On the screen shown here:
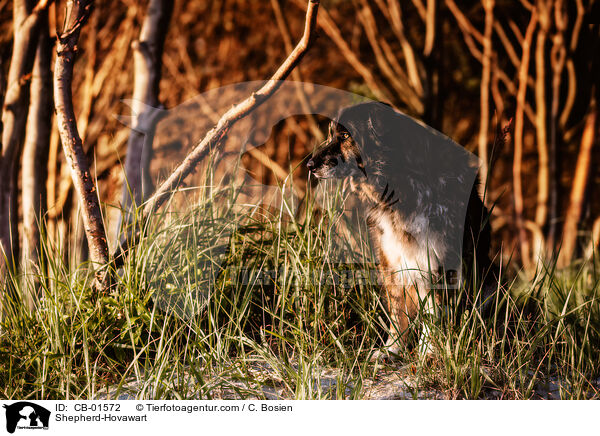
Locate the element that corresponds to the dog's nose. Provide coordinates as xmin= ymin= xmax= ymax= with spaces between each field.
xmin=306 ymin=159 xmax=315 ymax=171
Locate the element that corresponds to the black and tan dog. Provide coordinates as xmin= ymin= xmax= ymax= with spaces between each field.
xmin=307 ymin=102 xmax=498 ymax=356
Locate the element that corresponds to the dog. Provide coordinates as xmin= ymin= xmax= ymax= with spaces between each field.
xmin=307 ymin=102 xmax=498 ymax=357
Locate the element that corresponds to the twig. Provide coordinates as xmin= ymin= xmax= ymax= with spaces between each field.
xmin=384 ymin=0 xmax=423 ymax=96
xmin=445 ymin=0 xmax=484 ymax=62
xmin=409 ymin=0 xmax=427 ymax=21
xmin=492 ymin=21 xmax=518 ymax=67
xmin=558 ymin=0 xmax=584 ymax=128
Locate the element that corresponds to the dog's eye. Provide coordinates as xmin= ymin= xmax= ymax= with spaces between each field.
xmin=341 ymin=132 xmax=350 ymax=140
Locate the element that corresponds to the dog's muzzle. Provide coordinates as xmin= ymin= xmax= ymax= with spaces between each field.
xmin=306 ymin=156 xmax=339 ymax=179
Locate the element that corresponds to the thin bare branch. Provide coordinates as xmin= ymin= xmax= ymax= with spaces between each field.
xmin=271 ymin=0 xmax=323 ymax=141
xmin=445 ymin=0 xmax=484 ymax=61
xmin=445 ymin=0 xmax=484 ymax=44
xmin=379 ymin=0 xmax=424 ymax=96
xmin=518 ymin=0 xmax=534 ymax=11
xmin=558 ymin=101 xmax=596 ymax=267
xmin=558 ymin=0 xmax=584 ymax=129
xmin=357 ymin=1 xmax=423 ymax=113
xmin=493 ymin=21 xmax=520 ymax=69
xmin=513 ymin=7 xmax=538 ymax=269
xmin=570 ymin=0 xmax=584 ymax=51
xmin=559 ymin=59 xmax=577 ymax=128
xmin=478 ymin=0 xmax=494 ymax=188
xmin=534 ymin=0 xmax=551 ymax=230
xmin=508 ymin=19 xmax=524 ymax=45
xmin=446 ymin=0 xmax=539 ymax=125
xmin=291 ymin=0 xmax=391 ymax=103
xmin=493 ymin=22 xmax=535 ymax=90
xmin=148 ymin=0 xmax=319 ymax=213
xmin=423 ymin=0 xmax=436 ymax=57
xmin=409 ymin=0 xmax=427 ymax=21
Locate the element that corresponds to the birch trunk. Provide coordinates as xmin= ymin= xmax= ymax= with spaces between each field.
xmin=21 ymin=9 xmax=53 ymax=306
xmin=0 ymin=0 xmax=41 ymax=284
xmin=119 ymin=0 xmax=173 ymax=232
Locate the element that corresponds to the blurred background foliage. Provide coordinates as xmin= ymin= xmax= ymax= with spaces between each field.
xmin=0 ymin=0 xmax=598 ymax=270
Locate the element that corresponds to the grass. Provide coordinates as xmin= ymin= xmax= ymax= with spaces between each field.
xmin=1 ymin=164 xmax=599 ymax=400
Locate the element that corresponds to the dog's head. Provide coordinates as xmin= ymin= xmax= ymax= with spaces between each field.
xmin=306 ymin=118 xmax=366 ymax=179
xmin=307 ymin=102 xmax=402 ymax=182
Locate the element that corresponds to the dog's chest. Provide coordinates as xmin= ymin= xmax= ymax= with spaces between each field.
xmin=370 ymin=209 xmax=446 ymax=286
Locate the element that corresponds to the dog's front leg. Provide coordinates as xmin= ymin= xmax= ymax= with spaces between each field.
xmin=380 ymin=272 xmax=421 ymax=359
xmin=417 ymin=298 xmax=436 ymax=357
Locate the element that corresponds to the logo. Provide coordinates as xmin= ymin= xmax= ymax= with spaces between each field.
xmin=3 ymin=402 xmax=50 ymax=434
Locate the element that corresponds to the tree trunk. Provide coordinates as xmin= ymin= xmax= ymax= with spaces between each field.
xmin=534 ymin=0 xmax=550 ymax=234
xmin=21 ymin=9 xmax=53 ymax=308
xmin=547 ymin=0 xmax=567 ymax=250
xmin=54 ymin=0 xmax=109 ymax=291
xmin=119 ymin=0 xmax=173 ymax=233
xmin=0 ymin=0 xmax=41 ymax=284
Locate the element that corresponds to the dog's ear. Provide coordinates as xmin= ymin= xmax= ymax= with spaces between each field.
xmin=336 ymin=102 xmax=398 ymax=151
xmin=366 ymin=103 xmax=396 ymax=141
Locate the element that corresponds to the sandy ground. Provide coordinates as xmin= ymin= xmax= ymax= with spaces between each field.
xmin=97 ymin=362 xmax=593 ymax=400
